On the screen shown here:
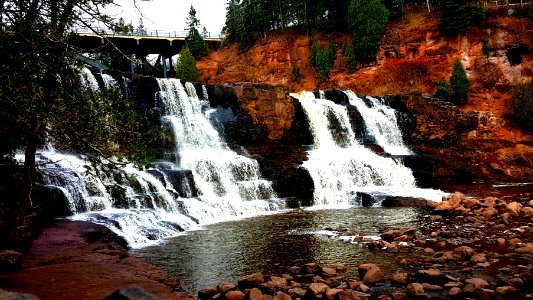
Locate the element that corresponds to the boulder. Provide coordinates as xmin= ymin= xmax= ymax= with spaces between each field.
xmin=303 ymin=263 xmax=322 ymax=275
xmin=415 ymin=269 xmax=442 ymax=284
xmin=238 ymin=273 xmax=265 ymax=290
xmin=357 ymin=264 xmax=384 ymax=284
xmin=503 ymin=202 xmax=522 ymax=216
xmin=0 ymin=289 xmax=39 ymax=300
xmin=245 ymin=288 xmax=263 ymax=300
xmin=0 ymin=250 xmax=22 ymax=273
xmin=274 ymin=291 xmax=291 ymax=300
xmin=224 ymin=290 xmax=245 ymax=300
xmin=268 ymin=276 xmax=288 ymax=290
xmin=514 ymin=246 xmax=533 ymax=254
xmin=321 ymin=267 xmax=337 ymax=277
xmin=448 ymin=287 xmax=461 ymax=296
xmin=218 ymin=282 xmax=237 ymax=294
xmin=304 ymin=283 xmax=329 ymax=300
xmin=391 ymin=272 xmax=409 ymax=285
xmin=334 ymin=290 xmax=368 ymax=300
xmin=453 ymin=246 xmax=475 ymax=260
xmin=381 ymin=197 xmax=426 ymax=207
xmin=325 ymin=288 xmax=343 ymax=300
xmin=199 ymin=287 xmax=219 ymax=299
xmin=406 ymin=283 xmax=425 ymax=296
xmin=104 ymin=287 xmax=158 ymax=300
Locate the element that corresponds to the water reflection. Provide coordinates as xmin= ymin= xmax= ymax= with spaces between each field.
xmin=133 ymin=207 xmax=419 ymax=293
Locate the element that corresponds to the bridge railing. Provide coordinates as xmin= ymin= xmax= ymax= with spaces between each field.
xmin=71 ymin=26 xmax=225 ymax=39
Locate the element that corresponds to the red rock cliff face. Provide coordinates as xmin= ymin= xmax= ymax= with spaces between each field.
xmin=198 ymin=7 xmax=533 ymax=182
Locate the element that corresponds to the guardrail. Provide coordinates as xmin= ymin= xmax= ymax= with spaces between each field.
xmin=72 ymin=26 xmax=225 ymax=39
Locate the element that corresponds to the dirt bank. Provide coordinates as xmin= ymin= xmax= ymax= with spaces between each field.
xmin=0 ymin=220 xmax=193 ymax=300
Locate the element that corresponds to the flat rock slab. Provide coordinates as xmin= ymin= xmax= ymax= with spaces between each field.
xmin=0 ymin=220 xmax=192 ymax=300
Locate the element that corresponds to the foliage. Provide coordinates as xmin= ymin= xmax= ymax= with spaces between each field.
xmin=438 ymin=0 xmax=485 ymax=36
xmin=482 ymin=39 xmax=493 ymax=59
xmin=185 ymin=5 xmax=208 ymax=59
xmin=215 ymin=64 xmax=224 ymax=77
xmin=175 ymin=47 xmax=199 ymax=82
xmin=290 ymin=66 xmax=303 ymax=84
xmin=114 ymin=17 xmax=134 ymax=35
xmin=371 ymin=58 xmax=431 ymax=94
xmin=450 ymin=59 xmax=471 ymax=105
xmin=435 ymin=79 xmax=451 ymax=101
xmin=136 ymin=18 xmax=147 ymax=35
xmin=509 ymin=80 xmax=533 ymax=131
xmin=346 ymin=0 xmax=389 ymax=66
xmin=310 ymin=42 xmax=336 ymax=83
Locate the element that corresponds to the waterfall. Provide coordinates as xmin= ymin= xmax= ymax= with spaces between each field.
xmin=344 ymin=91 xmax=411 ymax=156
xmin=292 ymin=91 xmax=444 ymax=206
xmin=155 ymin=79 xmax=283 ymax=224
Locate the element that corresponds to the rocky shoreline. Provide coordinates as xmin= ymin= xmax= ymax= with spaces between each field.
xmin=196 ymin=192 xmax=533 ymax=300
xmin=0 ymin=220 xmax=193 ymax=300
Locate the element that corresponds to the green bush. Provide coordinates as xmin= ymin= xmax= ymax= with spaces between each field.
xmin=290 ymin=66 xmax=303 ymax=84
xmin=450 ymin=59 xmax=470 ymax=105
xmin=439 ymin=0 xmax=485 ymax=36
xmin=175 ymin=47 xmax=199 ymax=83
xmin=510 ymin=80 xmax=533 ymax=131
xmin=435 ymin=79 xmax=451 ymax=101
xmin=310 ymin=42 xmax=336 ymax=83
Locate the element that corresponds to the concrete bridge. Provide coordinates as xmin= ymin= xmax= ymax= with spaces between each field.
xmin=70 ymin=27 xmax=224 ymax=77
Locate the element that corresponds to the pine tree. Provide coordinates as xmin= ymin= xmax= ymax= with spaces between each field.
xmin=346 ymin=0 xmax=389 ymax=65
xmin=438 ymin=0 xmax=485 ymax=36
xmin=450 ymin=59 xmax=470 ymax=105
xmin=185 ymin=5 xmax=208 ymax=59
xmin=175 ymin=47 xmax=199 ymax=83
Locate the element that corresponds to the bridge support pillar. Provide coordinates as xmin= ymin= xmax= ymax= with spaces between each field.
xmin=162 ymin=54 xmax=167 ymax=78
xmin=130 ymin=54 xmax=135 ymax=74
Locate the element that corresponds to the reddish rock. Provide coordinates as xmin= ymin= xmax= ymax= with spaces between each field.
xmin=357 ymin=264 xmax=384 ymax=284
xmin=321 ymin=267 xmax=337 ymax=278
xmin=391 ymin=273 xmax=409 ymax=285
xmin=416 ymin=269 xmax=442 ymax=283
xmin=224 ymin=290 xmax=245 ymax=300
xmin=218 ymin=282 xmax=237 ymax=294
xmin=461 ymin=198 xmax=481 ymax=209
xmin=334 ymin=289 xmax=368 ymax=300
xmin=503 ymin=202 xmax=522 ymax=216
xmin=496 ymin=286 xmax=516 ymax=295
xmin=287 ymin=288 xmax=306 ymax=298
xmin=421 ymin=283 xmax=443 ymax=291
xmin=268 ymin=276 xmax=288 ymax=290
xmin=238 ymin=273 xmax=265 ymax=290
xmin=245 ymin=288 xmax=263 ymax=300
xmin=448 ymin=287 xmax=461 ymax=296
xmin=391 ymin=291 xmax=406 ymax=300
xmin=325 ymin=288 xmax=343 ymax=300
xmin=303 ymin=263 xmax=322 ymax=275
xmin=470 ymin=253 xmax=487 ymax=263
xmin=199 ymin=287 xmax=219 ymax=299
xmin=287 ymin=266 xmax=301 ymax=274
xmin=306 ymin=282 xmax=329 ymax=296
xmin=453 ymin=246 xmax=475 ymax=260
xmin=0 ymin=250 xmax=22 ymax=273
xmin=406 ymin=283 xmax=425 ymax=296
xmin=514 ymin=246 xmax=533 ymax=254
xmin=464 ymin=278 xmax=489 ymax=288
xmin=274 ymin=291 xmax=291 ymax=300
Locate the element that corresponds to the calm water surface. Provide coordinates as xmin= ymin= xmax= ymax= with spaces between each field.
xmin=133 ymin=207 xmax=420 ymax=293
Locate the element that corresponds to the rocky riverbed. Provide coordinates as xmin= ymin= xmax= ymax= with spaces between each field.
xmin=196 ymin=192 xmax=533 ymax=300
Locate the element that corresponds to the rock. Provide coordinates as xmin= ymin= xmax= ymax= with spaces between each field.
xmin=481 ymin=207 xmax=498 ymax=219
xmin=224 ymin=290 xmax=245 ymax=300
xmin=275 ymin=292 xmax=291 ymax=300
xmin=269 ymin=276 xmax=288 ymax=289
xmin=218 ymin=282 xmax=237 ymax=294
xmin=421 ymin=283 xmax=443 ymax=291
xmin=199 ymin=287 xmax=220 ymax=299
xmin=461 ymin=198 xmax=481 ymax=209
xmin=496 ymin=286 xmax=516 ymax=294
xmin=381 ymin=230 xmax=403 ymax=242
xmin=287 ymin=288 xmax=306 ymax=298
xmin=325 ymin=289 xmax=343 ymax=300
xmin=303 ymin=263 xmax=322 ymax=274
xmin=448 ymin=287 xmax=461 ymax=296
xmin=416 ymin=269 xmax=442 ymax=283
xmin=423 ymin=248 xmax=435 ymax=255
xmin=406 ymin=283 xmax=425 ymax=295
xmin=332 ymin=263 xmax=346 ymax=272
xmin=245 ymin=288 xmax=263 ymax=300
xmin=306 ymin=283 xmax=329 ymax=297
xmin=426 ymin=201 xmax=439 ymax=209
xmin=238 ymin=273 xmax=265 ymax=290
xmin=453 ymin=246 xmax=475 ymax=260
xmin=391 ymin=291 xmax=406 ymax=300
xmin=357 ymin=264 xmax=384 ymax=284
xmin=523 ymin=207 xmax=533 ymax=216
xmin=391 ymin=272 xmax=409 ymax=285
xmin=104 ymin=287 xmax=159 ymax=300
xmin=503 ymin=202 xmax=522 ymax=216
xmin=321 ymin=267 xmax=337 ymax=277
xmin=288 ymin=266 xmax=301 ymax=274
xmin=464 ymin=277 xmax=489 ymax=288
xmin=470 ymin=253 xmax=487 ymax=263
xmin=358 ymin=284 xmax=369 ymax=293
xmin=0 ymin=289 xmax=39 ymax=300
xmin=514 ymin=246 xmax=533 ymax=254
xmin=334 ymin=290 xmax=368 ymax=300
xmin=381 ymin=197 xmax=426 ymax=207
xmin=453 ymin=205 xmax=469 ymax=215
xmin=0 ymin=250 xmax=22 ymax=273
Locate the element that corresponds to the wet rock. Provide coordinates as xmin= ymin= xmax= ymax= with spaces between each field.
xmin=453 ymin=246 xmax=475 ymax=260
xmin=288 ymin=266 xmax=301 ymax=274
xmin=415 ymin=269 xmax=442 ymax=283
xmin=461 ymin=198 xmax=481 ymax=209
xmin=0 ymin=289 xmax=39 ymax=300
xmin=325 ymin=288 xmax=343 ymax=300
xmin=391 ymin=273 xmax=409 ymax=285
xmin=381 ymin=197 xmax=426 ymax=207
xmin=514 ymin=246 xmax=533 ymax=254
xmin=245 ymin=288 xmax=263 ymax=300
xmin=334 ymin=289 xmax=368 ymax=300
xmin=275 ymin=291 xmax=291 ymax=300
xmin=238 ymin=273 xmax=265 ymax=290
xmin=224 ymin=290 xmax=245 ymax=300
xmin=470 ymin=253 xmax=487 ymax=263
xmin=303 ymin=263 xmax=322 ymax=275
xmin=448 ymin=287 xmax=461 ymax=296
xmin=0 ymin=250 xmax=22 ymax=273
xmin=464 ymin=277 xmax=489 ymax=288
xmin=406 ymin=283 xmax=425 ymax=296
xmin=305 ymin=283 xmax=329 ymax=300
xmin=321 ymin=267 xmax=337 ymax=277
xmin=421 ymin=283 xmax=443 ymax=291
xmin=391 ymin=291 xmax=406 ymax=300
xmin=357 ymin=264 xmax=384 ymax=284
xmin=287 ymin=288 xmax=306 ymax=298
xmin=496 ymin=286 xmax=516 ymax=295
xmin=503 ymin=202 xmax=522 ymax=216
xmin=218 ymin=282 xmax=237 ymax=294
xmin=104 ymin=287 xmax=159 ymax=300
xmin=199 ymin=287 xmax=219 ymax=299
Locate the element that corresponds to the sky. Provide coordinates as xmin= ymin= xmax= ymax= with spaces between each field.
xmin=106 ymin=0 xmax=227 ymax=34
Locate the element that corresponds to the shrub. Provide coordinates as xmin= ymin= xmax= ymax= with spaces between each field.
xmin=175 ymin=47 xmax=199 ymax=83
xmin=435 ymin=80 xmax=451 ymax=101
xmin=450 ymin=59 xmax=470 ymax=105
xmin=509 ymin=80 xmax=533 ymax=131
xmin=310 ymin=42 xmax=336 ymax=83
xmin=439 ymin=0 xmax=485 ymax=36
xmin=290 ymin=66 xmax=303 ymax=84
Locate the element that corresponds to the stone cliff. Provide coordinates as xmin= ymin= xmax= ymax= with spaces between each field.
xmin=198 ymin=7 xmax=533 ymax=185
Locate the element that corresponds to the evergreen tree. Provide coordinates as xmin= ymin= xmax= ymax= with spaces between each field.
xmin=450 ymin=59 xmax=470 ymax=105
xmin=346 ymin=0 xmax=389 ymax=65
xmin=185 ymin=5 xmax=208 ymax=59
xmin=136 ymin=18 xmax=147 ymax=35
xmin=175 ymin=47 xmax=199 ymax=83
xmin=510 ymin=80 xmax=533 ymax=131
xmin=438 ymin=0 xmax=485 ymax=36
xmin=114 ymin=17 xmax=134 ymax=35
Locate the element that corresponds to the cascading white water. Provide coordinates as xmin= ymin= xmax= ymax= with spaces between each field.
xmin=156 ymin=79 xmax=283 ymax=224
xmin=292 ymin=91 xmax=444 ymax=206
xmin=344 ymin=91 xmax=411 ymax=156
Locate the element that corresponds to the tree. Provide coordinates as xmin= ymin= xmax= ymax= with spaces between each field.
xmin=185 ymin=5 xmax=208 ymax=59
xmin=136 ymin=18 xmax=147 ymax=35
xmin=450 ymin=59 xmax=471 ymax=105
xmin=438 ymin=0 xmax=485 ymax=36
xmin=0 ymin=0 xmax=151 ymax=246
xmin=114 ymin=17 xmax=133 ymax=35
xmin=175 ymin=47 xmax=199 ymax=82
xmin=346 ymin=0 xmax=389 ymax=66
xmin=509 ymin=80 xmax=533 ymax=131
xmin=310 ymin=42 xmax=336 ymax=83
